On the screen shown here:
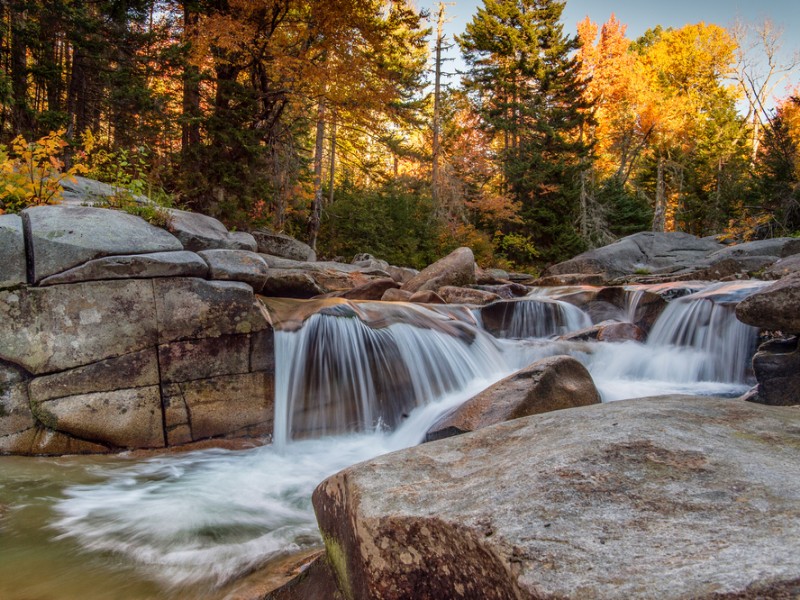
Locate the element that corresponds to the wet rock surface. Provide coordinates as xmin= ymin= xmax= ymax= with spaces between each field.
xmin=314 ymin=396 xmax=800 ymax=600
xmin=425 ymin=355 xmax=600 ymax=442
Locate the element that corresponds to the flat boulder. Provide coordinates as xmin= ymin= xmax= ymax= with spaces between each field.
xmin=199 ymin=249 xmax=269 ymax=290
xmin=0 ymin=214 xmax=26 ymax=288
xmin=546 ymin=232 xmax=723 ymax=281
xmin=23 ymin=205 xmax=183 ymax=283
xmin=322 ymin=278 xmax=400 ymax=301
xmin=262 ymin=270 xmax=325 ymax=298
xmin=736 ymin=273 xmax=800 ymax=334
xmin=314 ymin=396 xmax=800 ymax=600
xmin=252 ymin=230 xmax=316 ymax=261
xmin=58 ymin=175 xmax=149 ymax=207
xmin=39 ymin=251 xmax=208 ymax=285
xmin=166 ymin=208 xmax=257 ymax=252
xmin=425 ymin=355 xmax=600 ymax=441
xmin=764 ymin=254 xmax=800 ymax=280
xmin=437 ymin=286 xmax=501 ymax=305
xmin=401 ymin=247 xmax=476 ymax=293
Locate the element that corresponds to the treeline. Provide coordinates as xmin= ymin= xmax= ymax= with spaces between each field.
xmin=1 ymin=0 xmax=799 ymax=270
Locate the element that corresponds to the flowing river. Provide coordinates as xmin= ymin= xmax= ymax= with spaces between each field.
xmin=0 ymin=281 xmax=766 ymax=599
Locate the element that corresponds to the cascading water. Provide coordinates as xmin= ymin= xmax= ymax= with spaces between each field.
xmin=273 ymin=302 xmax=523 ymax=446
xmin=1 ymin=282 xmax=771 ymax=599
xmin=646 ymin=281 xmax=766 ymax=382
xmin=480 ymin=297 xmax=591 ymax=339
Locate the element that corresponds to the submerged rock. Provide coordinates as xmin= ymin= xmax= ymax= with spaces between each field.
xmin=314 ymin=396 xmax=800 ymax=600
xmin=425 ymin=355 xmax=600 ymax=442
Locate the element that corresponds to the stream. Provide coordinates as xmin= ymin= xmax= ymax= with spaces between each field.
xmin=0 ymin=281 xmax=766 ymax=599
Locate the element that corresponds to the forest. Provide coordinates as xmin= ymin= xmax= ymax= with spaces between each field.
xmin=1 ymin=0 xmax=799 ymax=271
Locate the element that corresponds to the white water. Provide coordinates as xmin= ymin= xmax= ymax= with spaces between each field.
xmin=48 ymin=283 xmax=765 ymax=593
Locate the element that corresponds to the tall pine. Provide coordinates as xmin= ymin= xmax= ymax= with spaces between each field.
xmin=460 ymin=0 xmax=591 ymax=264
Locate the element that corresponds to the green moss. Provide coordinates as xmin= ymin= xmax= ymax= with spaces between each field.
xmin=30 ymin=400 xmax=58 ymax=430
xmin=322 ymin=532 xmax=354 ymax=600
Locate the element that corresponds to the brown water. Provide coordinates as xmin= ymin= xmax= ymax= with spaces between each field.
xmin=0 ymin=455 xmax=316 ymax=600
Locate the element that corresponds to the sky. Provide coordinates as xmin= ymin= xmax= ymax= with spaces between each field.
xmin=416 ymin=0 xmax=800 ymax=101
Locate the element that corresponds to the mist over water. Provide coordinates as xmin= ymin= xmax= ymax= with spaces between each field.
xmin=2 ymin=282 xmax=765 ymax=595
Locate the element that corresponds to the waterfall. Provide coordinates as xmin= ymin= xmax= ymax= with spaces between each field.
xmin=646 ymin=281 xmax=767 ymax=383
xmin=479 ymin=297 xmax=591 ymax=339
xmin=273 ymin=303 xmax=519 ymax=446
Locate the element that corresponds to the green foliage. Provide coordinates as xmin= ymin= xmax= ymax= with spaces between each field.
xmin=599 ymin=178 xmax=652 ymax=237
xmin=319 ymin=178 xmax=445 ymax=269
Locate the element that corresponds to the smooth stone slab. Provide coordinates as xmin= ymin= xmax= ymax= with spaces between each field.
xmin=314 ymin=397 xmax=800 ymax=600
xmin=153 ymin=277 xmax=271 ymax=343
xmin=199 ymin=249 xmax=269 ymax=290
xmin=166 ymin=208 xmax=256 ymax=252
xmin=24 ymin=205 xmax=182 ymax=282
xmin=0 ymin=279 xmax=158 ymax=375
xmin=32 ymin=386 xmax=164 ymax=449
xmin=39 ymin=251 xmax=208 ymax=285
xmin=28 ymin=349 xmax=159 ymax=403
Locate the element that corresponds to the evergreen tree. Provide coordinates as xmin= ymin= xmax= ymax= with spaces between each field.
xmin=459 ymin=0 xmax=592 ymax=265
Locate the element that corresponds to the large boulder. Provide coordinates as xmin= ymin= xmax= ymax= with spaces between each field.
xmin=262 ymin=270 xmax=326 ymax=298
xmin=436 ymin=286 xmax=501 ymax=305
xmin=166 ymin=208 xmax=257 ymax=252
xmin=38 ymin=250 xmax=208 ymax=286
xmin=751 ymin=337 xmax=800 ymax=406
xmin=252 ymin=230 xmax=316 ymax=262
xmin=153 ymin=277 xmax=271 ymax=342
xmin=401 ymin=247 xmax=476 ymax=293
xmin=58 ymin=175 xmax=150 ymax=207
xmin=23 ymin=205 xmax=183 ymax=283
xmin=546 ymin=232 xmax=724 ymax=281
xmin=0 ymin=279 xmax=159 ymax=374
xmin=735 ymin=273 xmax=800 ymax=334
xmin=199 ymin=249 xmax=269 ymax=291
xmin=425 ymin=355 xmax=600 ymax=442
xmin=0 ymin=214 xmax=26 ymax=289
xmin=313 ymin=396 xmax=800 ymax=600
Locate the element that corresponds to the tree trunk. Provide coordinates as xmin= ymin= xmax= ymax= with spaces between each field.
xmin=181 ymin=2 xmax=201 ymax=154
xmin=652 ymin=154 xmax=667 ymax=232
xmin=327 ymin=113 xmax=336 ymax=206
xmin=10 ymin=0 xmax=31 ymax=136
xmin=308 ymin=98 xmax=325 ymax=251
xmin=432 ymin=3 xmax=445 ymax=203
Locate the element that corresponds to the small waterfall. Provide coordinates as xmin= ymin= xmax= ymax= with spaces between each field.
xmin=480 ymin=298 xmax=591 ymax=339
xmin=274 ymin=304 xmax=516 ymax=445
xmin=623 ymin=289 xmax=645 ymax=323
xmin=646 ymin=281 xmax=766 ymax=383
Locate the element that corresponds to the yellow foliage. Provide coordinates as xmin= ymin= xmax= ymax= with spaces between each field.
xmin=0 ymin=129 xmax=87 ymax=214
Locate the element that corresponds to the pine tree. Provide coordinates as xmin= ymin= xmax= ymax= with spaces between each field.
xmin=459 ymin=0 xmax=592 ymax=265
